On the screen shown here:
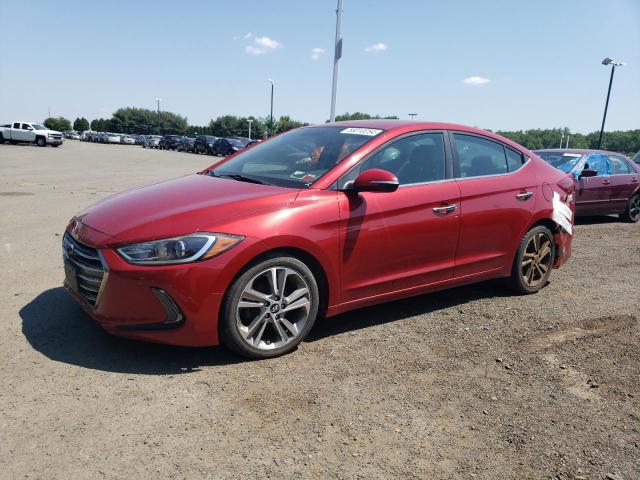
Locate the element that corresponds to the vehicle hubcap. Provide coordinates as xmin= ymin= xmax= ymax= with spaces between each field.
xmin=236 ymin=267 xmax=311 ymax=350
xmin=521 ymin=232 xmax=553 ymax=288
xmin=630 ymin=196 xmax=640 ymax=220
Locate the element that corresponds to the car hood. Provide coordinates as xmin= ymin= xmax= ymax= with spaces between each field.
xmin=77 ymin=174 xmax=298 ymax=245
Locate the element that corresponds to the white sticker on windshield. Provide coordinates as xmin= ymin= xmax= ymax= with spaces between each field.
xmin=562 ymin=153 xmax=582 ymax=157
xmin=340 ymin=128 xmax=382 ymax=136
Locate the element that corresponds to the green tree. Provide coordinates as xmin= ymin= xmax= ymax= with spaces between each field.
xmin=43 ymin=117 xmax=72 ymax=132
xmin=274 ymin=115 xmax=305 ymax=134
xmin=333 ymin=112 xmax=399 ymax=122
xmin=73 ymin=117 xmax=90 ymax=132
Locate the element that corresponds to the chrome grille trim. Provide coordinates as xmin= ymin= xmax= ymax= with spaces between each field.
xmin=63 ymin=232 xmax=108 ymax=308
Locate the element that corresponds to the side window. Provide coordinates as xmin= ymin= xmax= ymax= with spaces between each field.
xmin=608 ymin=156 xmax=631 ymax=175
xmin=453 ymin=134 xmax=508 ymax=178
xmin=506 ymin=147 xmax=525 ymax=172
xmin=21 ymin=123 xmax=32 ymax=130
xmin=13 ymin=122 xmax=20 ymax=129
xmin=585 ymin=154 xmax=610 ymax=176
xmin=341 ymin=133 xmax=446 ymax=187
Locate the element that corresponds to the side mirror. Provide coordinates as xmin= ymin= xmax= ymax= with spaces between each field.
xmin=579 ymin=168 xmax=598 ymax=178
xmin=347 ymin=169 xmax=399 ymax=193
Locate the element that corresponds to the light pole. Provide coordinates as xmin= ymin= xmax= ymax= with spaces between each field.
xmin=268 ymin=78 xmax=274 ymax=136
xmin=597 ymin=57 xmax=624 ymax=149
xmin=247 ymin=119 xmax=253 ymax=140
xmin=408 ymin=113 xmax=418 ymax=120
xmin=155 ymin=98 xmax=161 ymax=114
xmin=329 ymin=0 xmax=343 ymax=122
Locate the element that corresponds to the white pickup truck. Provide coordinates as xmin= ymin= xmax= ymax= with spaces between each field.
xmin=0 ymin=121 xmax=64 ymax=147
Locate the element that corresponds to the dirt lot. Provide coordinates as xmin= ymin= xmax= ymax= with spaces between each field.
xmin=1 ymin=141 xmax=638 ymax=479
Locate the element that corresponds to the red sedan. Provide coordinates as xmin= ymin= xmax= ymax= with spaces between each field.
xmin=63 ymin=121 xmax=575 ymax=358
xmin=535 ymin=149 xmax=640 ymax=222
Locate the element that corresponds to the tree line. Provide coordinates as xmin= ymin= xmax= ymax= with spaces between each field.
xmin=42 ymin=109 xmax=639 ymax=155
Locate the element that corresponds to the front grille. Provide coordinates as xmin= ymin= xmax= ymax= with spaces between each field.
xmin=63 ymin=232 xmax=106 ymax=307
xmin=50 ymin=134 xmax=63 ymax=140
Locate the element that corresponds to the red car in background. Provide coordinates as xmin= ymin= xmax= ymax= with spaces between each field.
xmin=535 ymin=149 xmax=640 ymax=222
xmin=63 ymin=121 xmax=575 ymax=359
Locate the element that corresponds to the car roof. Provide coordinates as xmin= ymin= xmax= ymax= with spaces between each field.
xmin=534 ymin=148 xmax=627 ymax=157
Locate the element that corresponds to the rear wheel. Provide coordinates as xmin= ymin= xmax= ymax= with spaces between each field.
xmin=0 ymin=133 xmax=4 ymax=144
xmin=36 ymin=137 xmax=46 ymax=147
xmin=620 ymin=194 xmax=640 ymax=223
xmin=507 ymin=225 xmax=555 ymax=294
xmin=219 ymin=256 xmax=320 ymax=359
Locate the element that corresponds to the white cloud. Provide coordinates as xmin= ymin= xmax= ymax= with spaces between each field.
xmin=463 ymin=76 xmax=490 ymax=86
xmin=245 ymin=36 xmax=283 ymax=55
xmin=311 ymin=47 xmax=325 ymax=61
xmin=244 ymin=32 xmax=252 ymax=39
xmin=364 ymin=42 xmax=388 ymax=53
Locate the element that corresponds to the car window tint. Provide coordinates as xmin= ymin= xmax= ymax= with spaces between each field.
xmin=454 ymin=134 xmax=508 ymax=178
xmin=506 ymin=147 xmax=525 ymax=172
xmin=13 ymin=122 xmax=20 ymax=128
xmin=21 ymin=124 xmax=31 ymax=130
xmin=585 ymin=154 xmax=610 ymax=175
xmin=348 ymin=133 xmax=446 ymax=186
xmin=608 ymin=156 xmax=631 ymax=175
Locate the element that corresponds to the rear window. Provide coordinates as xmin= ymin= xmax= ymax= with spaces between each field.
xmin=453 ymin=133 xmax=508 ymax=177
xmin=536 ymin=151 xmax=583 ymax=173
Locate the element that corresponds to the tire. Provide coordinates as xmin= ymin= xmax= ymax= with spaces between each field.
xmin=507 ymin=225 xmax=555 ymax=295
xmin=219 ymin=256 xmax=320 ymax=359
xmin=36 ymin=137 xmax=47 ymax=147
xmin=620 ymin=194 xmax=640 ymax=223
xmin=0 ymin=133 xmax=4 ymax=144
xmin=52 ymin=144 xmax=60 ymax=147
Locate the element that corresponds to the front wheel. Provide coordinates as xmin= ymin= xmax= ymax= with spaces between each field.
xmin=620 ymin=194 xmax=640 ymax=223
xmin=219 ymin=256 xmax=320 ymax=359
xmin=507 ymin=225 xmax=555 ymax=294
xmin=36 ymin=137 xmax=47 ymax=147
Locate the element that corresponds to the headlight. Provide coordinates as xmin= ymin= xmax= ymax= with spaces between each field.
xmin=117 ymin=233 xmax=243 ymax=265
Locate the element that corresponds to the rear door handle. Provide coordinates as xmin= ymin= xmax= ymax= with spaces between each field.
xmin=515 ymin=191 xmax=534 ymax=201
xmin=630 ymin=178 xmax=638 ymax=183
xmin=602 ymin=180 xmax=611 ymax=185
xmin=432 ymin=204 xmax=457 ymax=215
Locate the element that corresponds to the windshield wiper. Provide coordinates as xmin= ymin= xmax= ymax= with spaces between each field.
xmin=211 ymin=172 xmax=266 ymax=185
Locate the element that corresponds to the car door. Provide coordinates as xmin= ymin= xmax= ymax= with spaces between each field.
xmin=451 ymin=132 xmax=536 ymax=277
xmin=336 ymin=131 xmax=461 ymax=302
xmin=607 ymin=155 xmax=639 ymax=210
xmin=575 ymin=153 xmax=612 ymax=214
xmin=12 ymin=122 xmax=26 ymax=141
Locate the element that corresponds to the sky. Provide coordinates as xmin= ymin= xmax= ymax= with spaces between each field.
xmin=1 ymin=0 xmax=638 ymax=133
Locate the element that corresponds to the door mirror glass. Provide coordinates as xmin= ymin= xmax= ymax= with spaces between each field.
xmin=347 ymin=169 xmax=399 ymax=193
xmin=579 ymin=168 xmax=598 ymax=178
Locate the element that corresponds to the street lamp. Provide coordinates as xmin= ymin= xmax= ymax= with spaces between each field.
xmin=329 ymin=0 xmax=343 ymax=123
xmin=597 ymin=57 xmax=625 ymax=149
xmin=268 ymin=78 xmax=274 ymax=136
xmin=408 ymin=113 xmax=418 ymax=119
xmin=247 ymin=119 xmax=253 ymax=141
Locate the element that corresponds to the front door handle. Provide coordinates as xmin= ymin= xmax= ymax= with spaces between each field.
xmin=432 ymin=204 xmax=457 ymax=215
xmin=516 ymin=191 xmax=534 ymax=201
xmin=631 ymin=177 xmax=639 ymax=183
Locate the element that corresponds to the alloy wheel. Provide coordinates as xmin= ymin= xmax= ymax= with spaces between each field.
xmin=521 ymin=232 xmax=553 ymax=288
xmin=236 ymin=266 xmax=311 ymax=350
xmin=630 ymin=196 xmax=640 ymax=221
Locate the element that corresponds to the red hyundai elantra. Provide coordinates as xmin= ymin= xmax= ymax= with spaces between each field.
xmin=63 ymin=121 xmax=575 ymax=358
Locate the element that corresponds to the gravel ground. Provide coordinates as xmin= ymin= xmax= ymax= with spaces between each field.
xmin=1 ymin=141 xmax=638 ymax=479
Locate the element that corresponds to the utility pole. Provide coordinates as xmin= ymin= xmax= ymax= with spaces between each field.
xmin=155 ymin=98 xmax=161 ymax=114
xmin=598 ymin=58 xmax=624 ymax=149
xmin=247 ymin=119 xmax=253 ymax=140
xmin=559 ymin=129 xmax=564 ymax=148
xmin=329 ymin=0 xmax=343 ymax=122
xmin=408 ymin=113 xmax=418 ymax=119
xmin=268 ymin=79 xmax=274 ymax=136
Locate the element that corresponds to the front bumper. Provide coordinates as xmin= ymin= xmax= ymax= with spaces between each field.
xmin=61 ymin=224 xmax=252 ymax=347
xmin=47 ymin=137 xmax=64 ymax=145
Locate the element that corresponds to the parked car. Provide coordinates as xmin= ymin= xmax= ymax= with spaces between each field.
xmin=64 ymin=131 xmax=81 ymax=140
xmin=177 ymin=136 xmax=195 ymax=152
xmin=62 ymin=121 xmax=575 ymax=359
xmin=535 ymin=148 xmax=640 ymax=222
xmin=121 ymin=135 xmax=136 ymax=145
xmin=106 ymin=133 xmax=121 ymax=144
xmin=229 ymin=136 xmax=252 ymax=146
xmin=246 ymin=140 xmax=262 ymax=148
xmin=632 ymin=150 xmax=639 ymax=165
xmin=143 ymin=135 xmax=162 ymax=148
xmin=193 ymin=135 xmax=218 ymax=155
xmin=212 ymin=138 xmax=245 ymax=156
xmin=159 ymin=135 xmax=182 ymax=150
xmin=0 ymin=121 xmax=64 ymax=147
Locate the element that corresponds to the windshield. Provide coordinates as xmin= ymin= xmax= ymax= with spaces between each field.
xmin=633 ymin=151 xmax=640 ymax=164
xmin=212 ymin=126 xmax=384 ymax=188
xmin=227 ymin=139 xmax=243 ymax=147
xmin=536 ymin=151 xmax=584 ymax=173
xmin=32 ymin=124 xmax=46 ymax=130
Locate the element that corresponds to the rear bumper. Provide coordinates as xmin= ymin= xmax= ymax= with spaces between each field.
xmin=552 ymin=229 xmax=572 ymax=268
